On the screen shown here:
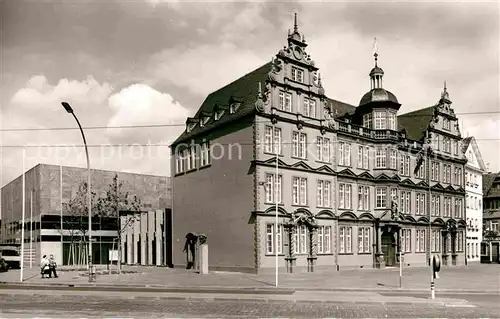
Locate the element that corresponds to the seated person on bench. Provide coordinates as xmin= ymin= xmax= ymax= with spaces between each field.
xmin=40 ymin=255 xmax=51 ymax=278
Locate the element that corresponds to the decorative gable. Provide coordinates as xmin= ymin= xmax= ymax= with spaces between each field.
xmin=316 ymin=165 xmax=335 ymax=174
xmin=338 ymin=168 xmax=356 ymax=177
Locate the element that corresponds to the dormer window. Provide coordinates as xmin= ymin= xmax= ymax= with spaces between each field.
xmin=186 ymin=121 xmax=197 ymax=133
xmin=291 ymin=67 xmax=304 ymax=83
xmin=230 ymin=103 xmax=241 ymax=114
xmin=200 ymin=116 xmax=210 ymax=127
xmin=214 ymin=109 xmax=225 ymax=121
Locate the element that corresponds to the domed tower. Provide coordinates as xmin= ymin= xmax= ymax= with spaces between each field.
xmin=356 ymin=40 xmax=401 ymax=131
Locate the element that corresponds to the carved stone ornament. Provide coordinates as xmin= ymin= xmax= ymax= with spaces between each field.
xmin=312 ymin=71 xmax=320 ymax=87
xmin=296 ymin=114 xmax=303 ymax=130
xmin=270 ymin=108 xmax=278 ymax=124
xmin=320 ymin=125 xmax=327 ymax=135
xmin=255 ymin=97 xmax=265 ymax=112
xmin=268 ymin=58 xmax=283 ymax=81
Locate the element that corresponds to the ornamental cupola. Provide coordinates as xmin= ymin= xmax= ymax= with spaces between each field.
xmin=357 ymin=38 xmax=401 ymax=131
xmin=359 ymin=39 xmax=400 ymax=108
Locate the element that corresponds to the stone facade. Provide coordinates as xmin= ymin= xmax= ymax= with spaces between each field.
xmin=171 ymin=15 xmax=468 ymax=273
xmin=0 ymin=163 xmax=171 ymax=266
xmin=462 ymin=137 xmax=486 ymax=263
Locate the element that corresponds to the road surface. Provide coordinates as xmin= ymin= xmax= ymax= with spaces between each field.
xmin=0 ymin=293 xmax=498 ymax=318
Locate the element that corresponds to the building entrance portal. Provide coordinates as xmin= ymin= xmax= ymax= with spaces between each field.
xmin=381 ymin=231 xmax=396 ymax=267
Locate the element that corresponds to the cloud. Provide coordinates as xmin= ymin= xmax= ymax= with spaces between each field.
xmin=10 ymin=75 xmax=113 ymax=112
xmin=107 ymin=83 xmax=191 ymax=137
xmin=148 ymin=43 xmax=267 ymax=97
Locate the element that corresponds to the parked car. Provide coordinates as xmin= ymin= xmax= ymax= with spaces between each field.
xmin=0 ymin=248 xmax=21 ymax=269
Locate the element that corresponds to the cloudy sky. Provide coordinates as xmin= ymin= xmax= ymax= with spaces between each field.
xmin=1 ymin=0 xmax=499 ymax=186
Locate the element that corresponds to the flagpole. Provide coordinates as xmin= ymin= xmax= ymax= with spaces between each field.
xmin=20 ymin=147 xmax=26 ymax=282
xmin=275 ymin=124 xmax=279 ymax=288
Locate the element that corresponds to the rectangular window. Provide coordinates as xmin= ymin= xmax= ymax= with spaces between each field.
xmin=431 ymin=162 xmax=440 ymax=182
xmin=316 ymin=136 xmax=330 ymax=163
xmin=389 ymin=149 xmax=397 ymax=170
xmin=375 ymin=148 xmax=387 ymax=168
xmin=443 ymin=197 xmax=451 ymax=217
xmin=357 ymin=146 xmax=370 ymax=169
xmin=399 ymin=155 xmax=410 ymax=176
xmin=292 ymin=131 xmax=307 ymax=159
xmin=388 ymin=112 xmax=396 ymax=130
xmin=443 ymin=118 xmax=450 ymax=131
xmin=266 ymin=224 xmax=283 ymax=254
xmin=293 ymin=225 xmax=307 ymax=254
xmin=376 ymin=187 xmax=387 ymax=209
xmin=264 ymin=126 xmax=282 ymax=154
xmin=303 ymin=98 xmax=316 ymax=118
xmin=401 ymin=229 xmax=411 ymax=253
xmin=431 ymin=229 xmax=441 ymax=252
xmin=338 ymin=183 xmax=352 ymax=209
xmin=400 ymin=191 xmax=411 ymax=214
xmin=431 ymin=195 xmax=441 ymax=216
xmin=416 ymin=229 xmax=426 ymax=252
xmin=200 ymin=142 xmax=210 ymax=167
xmin=454 ymin=198 xmax=463 ymax=219
xmin=318 ymin=226 xmax=332 ymax=254
xmin=265 ymin=173 xmax=283 ymax=204
xmin=363 ymin=113 xmax=372 ymax=129
xmin=175 ymin=152 xmax=183 ymax=174
xmin=416 ymin=159 xmax=425 ymax=179
xmin=278 ymin=91 xmax=292 ymax=112
xmin=456 ymin=230 xmax=464 ymax=252
xmin=339 ymin=226 xmax=352 ymax=254
xmin=317 ymin=180 xmax=331 ymax=208
xmin=357 ymin=185 xmax=370 ymax=211
xmin=292 ymin=177 xmax=308 ymax=206
xmin=358 ymin=227 xmax=370 ymax=253
xmin=374 ymin=111 xmax=386 ymax=129
xmin=443 ymin=164 xmax=451 ymax=183
xmin=338 ymin=142 xmax=351 ymax=166
xmin=291 ymin=67 xmax=304 ymax=83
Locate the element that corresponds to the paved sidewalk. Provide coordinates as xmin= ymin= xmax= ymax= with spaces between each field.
xmin=0 ymin=286 xmax=472 ymax=307
xmin=1 ymin=263 xmax=498 ymax=293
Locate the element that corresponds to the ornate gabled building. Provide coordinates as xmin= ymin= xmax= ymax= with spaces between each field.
xmin=170 ymin=15 xmax=468 ymax=273
xmin=482 ymin=172 xmax=500 ymax=263
xmin=460 ymin=136 xmax=487 ymax=263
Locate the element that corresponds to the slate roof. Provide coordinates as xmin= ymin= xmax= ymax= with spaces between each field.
xmin=484 ymin=172 xmax=500 ymax=198
xmin=397 ymin=106 xmax=435 ymax=141
xmin=172 ymin=62 xmax=357 ymax=145
xmin=172 ymin=62 xmax=272 ymax=145
xmin=461 ymin=136 xmax=472 ymax=153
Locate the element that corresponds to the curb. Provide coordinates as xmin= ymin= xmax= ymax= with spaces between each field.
xmin=0 ymin=283 xmax=295 ymax=295
xmin=0 ymin=282 xmax=496 ymax=295
xmin=0 ymin=292 xmax=471 ymax=307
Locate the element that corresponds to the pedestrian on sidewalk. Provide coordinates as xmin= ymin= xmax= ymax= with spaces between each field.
xmin=48 ymin=254 xmax=58 ymax=278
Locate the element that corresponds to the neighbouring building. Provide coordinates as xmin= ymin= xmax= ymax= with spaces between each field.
xmin=461 ymin=137 xmax=487 ymax=263
xmin=482 ymin=172 xmax=500 ymax=263
xmin=0 ymin=163 xmax=171 ymax=266
xmin=170 ymin=15 xmax=468 ymax=273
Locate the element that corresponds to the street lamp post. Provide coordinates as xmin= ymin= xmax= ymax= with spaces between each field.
xmin=61 ymin=102 xmax=92 ymax=270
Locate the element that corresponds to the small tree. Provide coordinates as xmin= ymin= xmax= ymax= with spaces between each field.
xmin=62 ymin=181 xmax=99 ymax=266
xmin=94 ymin=174 xmax=142 ymax=271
